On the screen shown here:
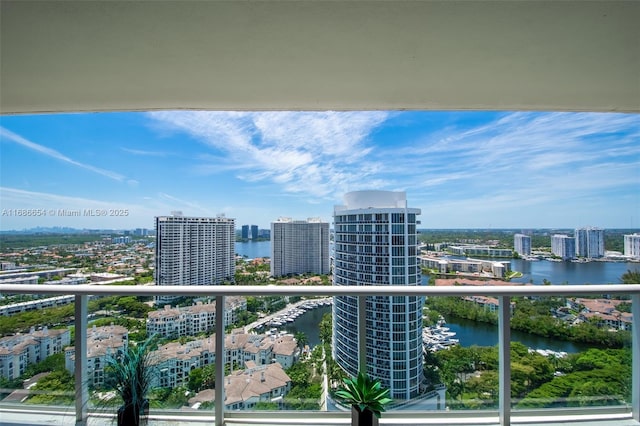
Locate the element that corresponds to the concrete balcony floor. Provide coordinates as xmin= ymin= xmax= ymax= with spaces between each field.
xmin=0 ymin=407 xmax=638 ymax=426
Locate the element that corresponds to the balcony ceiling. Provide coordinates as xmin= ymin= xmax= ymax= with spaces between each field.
xmin=1 ymin=0 xmax=639 ymax=114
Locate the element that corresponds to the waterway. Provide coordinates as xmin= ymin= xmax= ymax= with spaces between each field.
xmin=282 ymin=305 xmax=591 ymax=353
xmin=235 ymin=240 xmax=271 ymax=259
xmin=237 ymin=241 xmax=637 ymax=352
xmin=236 ymin=241 xmax=639 ymax=284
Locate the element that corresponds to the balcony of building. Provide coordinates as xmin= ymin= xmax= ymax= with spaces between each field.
xmin=0 ymin=283 xmax=638 ymax=426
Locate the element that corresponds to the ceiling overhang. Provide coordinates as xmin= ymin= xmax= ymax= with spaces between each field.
xmin=1 ymin=1 xmax=639 ymax=114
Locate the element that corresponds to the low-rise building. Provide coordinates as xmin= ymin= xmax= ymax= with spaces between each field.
xmin=146 ymin=297 xmax=247 ymax=338
xmin=447 ymin=245 xmax=513 ymax=258
xmin=462 ymin=295 xmax=515 ymax=315
xmin=0 ymin=327 xmax=70 ymax=379
xmin=420 ymin=255 xmax=511 ymax=278
xmin=223 ymin=361 xmax=291 ymax=410
xmin=568 ymin=297 xmax=633 ymax=331
xmin=65 ymin=324 xmax=128 ymax=387
xmin=149 ymin=330 xmax=298 ymax=389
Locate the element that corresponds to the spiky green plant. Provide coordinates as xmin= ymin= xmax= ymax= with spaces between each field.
xmin=334 ymin=372 xmax=393 ymax=418
xmin=105 ymin=337 xmax=156 ymax=426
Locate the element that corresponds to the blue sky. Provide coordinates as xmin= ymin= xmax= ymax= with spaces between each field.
xmin=1 ymin=111 xmax=638 ymax=231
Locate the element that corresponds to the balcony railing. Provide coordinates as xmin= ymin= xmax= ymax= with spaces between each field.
xmin=0 ymin=283 xmax=638 ymax=426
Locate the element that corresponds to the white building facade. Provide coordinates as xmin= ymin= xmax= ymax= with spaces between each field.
xmin=0 ymin=327 xmax=70 ymax=379
xmin=270 ymin=218 xmax=330 ymax=277
xmin=551 ymin=234 xmax=576 ymax=260
xmin=155 ymin=212 xmax=235 ymax=303
xmin=514 ymin=233 xmax=532 ymax=256
xmin=624 ymin=233 xmax=640 ymax=259
xmin=332 ymin=191 xmax=423 ymax=400
xmin=575 ymin=227 xmax=605 ymax=258
xmin=147 ymin=297 xmax=247 ymax=338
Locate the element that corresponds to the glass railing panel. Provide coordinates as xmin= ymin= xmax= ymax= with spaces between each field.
xmin=420 ymin=294 xmax=499 ymax=411
xmin=0 ymin=284 xmax=638 ymax=425
xmin=511 ymin=293 xmax=632 ymax=413
xmin=227 ymin=294 xmax=332 ymax=414
xmin=0 ymin=291 xmax=76 ymax=412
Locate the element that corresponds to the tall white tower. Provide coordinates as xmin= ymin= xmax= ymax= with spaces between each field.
xmin=270 ymin=217 xmax=330 ymax=277
xmin=332 ymin=191 xmax=423 ymax=400
xmin=155 ymin=212 xmax=235 ymax=303
xmin=575 ymin=227 xmax=605 ymax=258
xmin=514 ymin=233 xmax=532 ymax=256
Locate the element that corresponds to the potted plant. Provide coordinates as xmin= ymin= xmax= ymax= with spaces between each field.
xmin=105 ymin=337 xmax=156 ymax=426
xmin=335 ymin=371 xmax=393 ymax=426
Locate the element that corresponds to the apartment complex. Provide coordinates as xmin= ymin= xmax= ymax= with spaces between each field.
xmin=624 ymin=233 xmax=640 ymax=259
xmin=420 ymin=255 xmax=511 ymax=278
xmin=514 ymin=233 xmax=532 ymax=256
xmin=150 ymin=330 xmax=298 ymax=389
xmin=65 ymin=324 xmax=128 ymax=387
xmin=447 ymin=245 xmax=513 ymax=258
xmin=551 ymin=234 xmax=576 ymax=260
xmin=223 ymin=361 xmax=292 ymax=410
xmin=147 ymin=297 xmax=247 ymax=338
xmin=0 ymin=327 xmax=70 ymax=379
xmin=270 ymin=217 xmax=330 ymax=277
xmin=155 ymin=212 xmax=235 ymax=303
xmin=575 ymin=227 xmax=605 ymax=258
xmin=333 ymin=190 xmax=423 ymax=400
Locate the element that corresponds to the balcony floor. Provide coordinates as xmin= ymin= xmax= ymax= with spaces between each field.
xmin=0 ymin=409 xmax=638 ymax=426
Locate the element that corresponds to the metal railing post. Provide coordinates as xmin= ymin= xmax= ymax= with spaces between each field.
xmin=74 ymin=294 xmax=88 ymax=426
xmin=632 ymin=294 xmax=639 ymax=422
xmin=498 ymin=295 xmax=511 ymax=426
xmin=215 ymin=295 xmax=225 ymax=426
xmin=358 ymin=295 xmax=367 ymax=374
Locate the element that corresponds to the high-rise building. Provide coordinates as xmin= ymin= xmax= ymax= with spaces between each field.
xmin=270 ymin=218 xmax=330 ymax=277
xmin=551 ymin=234 xmax=576 ymax=260
xmin=624 ymin=233 xmax=640 ymax=258
xmin=332 ymin=190 xmax=423 ymax=400
xmin=251 ymin=225 xmax=259 ymax=240
xmin=155 ymin=212 xmax=235 ymax=303
xmin=575 ymin=227 xmax=605 ymax=258
xmin=514 ymin=234 xmax=532 ymax=256
xmin=241 ymin=225 xmax=250 ymax=239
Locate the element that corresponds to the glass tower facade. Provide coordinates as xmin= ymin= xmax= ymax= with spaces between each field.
xmin=332 ymin=191 xmax=423 ymax=400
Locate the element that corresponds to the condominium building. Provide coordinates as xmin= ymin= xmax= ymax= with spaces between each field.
xmin=241 ymin=225 xmax=250 ymax=239
xmin=65 ymin=324 xmax=128 ymax=387
xmin=333 ymin=190 xmax=423 ymax=400
xmin=551 ymin=234 xmax=576 ymax=260
xmin=575 ymin=227 xmax=605 ymax=258
xmin=150 ymin=330 xmax=298 ymax=389
xmin=155 ymin=212 xmax=235 ymax=303
xmin=223 ymin=361 xmax=292 ymax=410
xmin=447 ymin=245 xmax=513 ymax=258
xmin=147 ymin=297 xmax=247 ymax=338
xmin=270 ymin=217 xmax=330 ymax=277
xmin=514 ymin=233 xmax=532 ymax=256
xmin=624 ymin=233 xmax=640 ymax=259
xmin=0 ymin=327 xmax=70 ymax=379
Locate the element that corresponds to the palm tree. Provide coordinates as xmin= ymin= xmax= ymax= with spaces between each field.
xmin=294 ymin=331 xmax=308 ymax=351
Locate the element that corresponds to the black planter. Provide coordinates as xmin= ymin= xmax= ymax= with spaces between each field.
xmin=351 ymin=406 xmax=379 ymax=426
xmin=117 ymin=399 xmax=149 ymax=426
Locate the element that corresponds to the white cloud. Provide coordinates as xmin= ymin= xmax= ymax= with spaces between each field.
xmin=146 ymin=111 xmax=389 ymax=199
xmin=1 ymin=126 xmax=127 ymax=182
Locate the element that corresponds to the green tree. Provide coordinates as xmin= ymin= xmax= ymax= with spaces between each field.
xmin=319 ymin=313 xmax=332 ymax=344
xmin=621 ymin=269 xmax=640 ymax=284
xmin=294 ymin=332 xmax=308 ymax=350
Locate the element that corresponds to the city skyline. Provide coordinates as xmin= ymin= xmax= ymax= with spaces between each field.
xmin=1 ymin=111 xmax=638 ymax=230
